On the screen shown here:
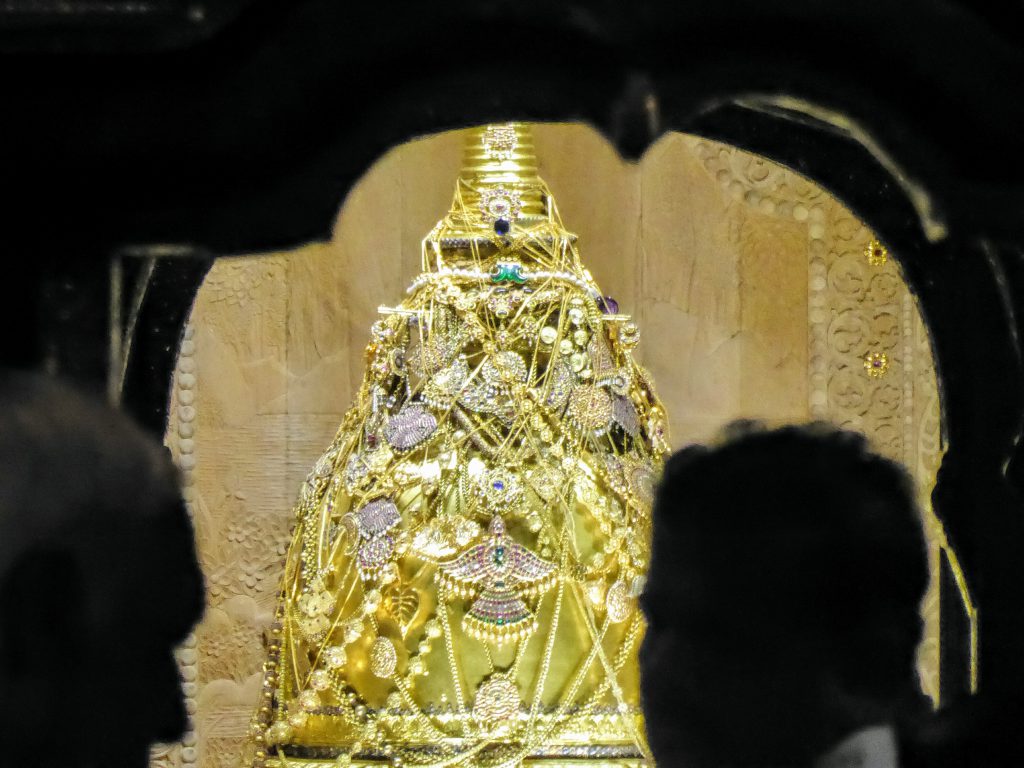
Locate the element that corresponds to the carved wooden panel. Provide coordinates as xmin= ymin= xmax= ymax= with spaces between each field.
xmin=695 ymin=138 xmax=944 ymax=697
xmin=155 ymin=125 xmax=944 ymax=768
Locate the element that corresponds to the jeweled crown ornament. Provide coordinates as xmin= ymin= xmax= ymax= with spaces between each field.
xmin=248 ymin=123 xmax=670 ymax=768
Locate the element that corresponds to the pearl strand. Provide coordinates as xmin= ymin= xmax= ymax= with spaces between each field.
xmin=406 ymin=266 xmax=595 ymax=296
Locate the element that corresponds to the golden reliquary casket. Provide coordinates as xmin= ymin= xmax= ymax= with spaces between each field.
xmin=247 ymin=123 xmax=671 ymax=768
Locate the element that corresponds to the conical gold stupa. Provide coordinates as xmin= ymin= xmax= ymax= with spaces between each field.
xmin=248 ymin=123 xmax=670 ymax=768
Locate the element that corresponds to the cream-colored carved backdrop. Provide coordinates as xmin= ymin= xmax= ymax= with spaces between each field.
xmin=152 ymin=125 xmax=943 ymax=768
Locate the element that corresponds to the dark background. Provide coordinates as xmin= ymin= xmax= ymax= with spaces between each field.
xmin=1 ymin=0 xmax=1020 ymax=709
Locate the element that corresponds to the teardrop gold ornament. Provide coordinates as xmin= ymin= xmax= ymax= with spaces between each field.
xmin=369 ymin=636 xmax=398 ymax=678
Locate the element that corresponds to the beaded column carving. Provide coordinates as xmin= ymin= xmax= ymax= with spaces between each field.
xmin=152 ymin=324 xmax=201 ymax=768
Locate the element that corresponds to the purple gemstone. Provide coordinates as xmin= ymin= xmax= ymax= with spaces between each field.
xmin=599 ymin=296 xmax=619 ymax=314
xmin=493 ymin=480 xmax=504 ymax=490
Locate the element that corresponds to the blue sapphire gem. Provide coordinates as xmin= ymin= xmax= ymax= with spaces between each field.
xmin=493 ymin=480 xmax=504 ymax=491
xmin=494 ymin=218 xmax=510 ymax=235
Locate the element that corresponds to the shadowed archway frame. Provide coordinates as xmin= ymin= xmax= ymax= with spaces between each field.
xmin=3 ymin=0 xmax=1021 ymax=710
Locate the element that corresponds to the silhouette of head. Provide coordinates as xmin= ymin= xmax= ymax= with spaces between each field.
xmin=640 ymin=422 xmax=929 ymax=768
xmin=0 ymin=371 xmax=204 ymax=768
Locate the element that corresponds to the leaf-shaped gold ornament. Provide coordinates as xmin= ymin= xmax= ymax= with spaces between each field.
xmin=382 ymin=584 xmax=420 ymax=633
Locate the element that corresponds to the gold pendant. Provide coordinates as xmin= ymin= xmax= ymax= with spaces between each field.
xmin=369 ymin=636 xmax=398 ymax=678
xmin=436 ymin=516 xmax=557 ymax=644
xmin=473 ymin=673 xmax=521 ymax=726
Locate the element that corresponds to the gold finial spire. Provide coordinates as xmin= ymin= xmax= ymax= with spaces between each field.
xmin=458 ymin=123 xmax=546 ymax=219
xmin=426 ymin=122 xmax=576 ymax=268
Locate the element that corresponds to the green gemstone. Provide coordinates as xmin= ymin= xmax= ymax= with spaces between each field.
xmin=491 ymin=263 xmax=527 ymax=284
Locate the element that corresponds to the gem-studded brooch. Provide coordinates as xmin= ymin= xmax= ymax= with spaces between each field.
xmin=436 ymin=515 xmax=557 ymax=644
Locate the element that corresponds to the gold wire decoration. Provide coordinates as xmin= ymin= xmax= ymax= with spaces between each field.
xmin=246 ymin=124 xmax=667 ymax=768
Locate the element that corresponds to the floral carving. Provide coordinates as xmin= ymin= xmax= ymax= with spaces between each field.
xmin=698 ymin=137 xmax=944 ymax=703
xmin=203 ymin=261 xmax=280 ymax=308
